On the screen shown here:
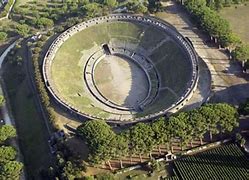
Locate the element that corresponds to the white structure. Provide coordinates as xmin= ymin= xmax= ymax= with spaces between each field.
xmin=42 ymin=14 xmax=199 ymax=124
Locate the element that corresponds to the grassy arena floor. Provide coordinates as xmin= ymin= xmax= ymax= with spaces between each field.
xmin=51 ymin=21 xmax=192 ymax=119
xmin=219 ymin=3 xmax=249 ymax=43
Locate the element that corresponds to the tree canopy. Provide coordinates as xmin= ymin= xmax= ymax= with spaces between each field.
xmin=77 ymin=103 xmax=239 ymax=166
xmin=0 ymin=125 xmax=16 ymax=143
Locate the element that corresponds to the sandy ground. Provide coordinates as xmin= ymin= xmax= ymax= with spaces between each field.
xmin=94 ymin=55 xmax=149 ymax=107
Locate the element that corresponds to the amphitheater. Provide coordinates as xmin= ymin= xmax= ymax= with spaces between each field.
xmin=42 ymin=14 xmax=199 ymax=123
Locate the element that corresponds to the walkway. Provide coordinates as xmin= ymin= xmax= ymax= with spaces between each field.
xmin=159 ymin=1 xmax=249 ymax=107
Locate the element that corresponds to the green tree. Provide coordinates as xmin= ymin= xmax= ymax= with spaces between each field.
xmin=83 ymin=3 xmax=102 ymax=18
xmin=104 ymin=0 xmax=117 ymax=8
xmin=0 ymin=125 xmax=16 ymax=143
xmin=77 ymin=120 xmax=116 ymax=167
xmin=112 ymin=134 xmax=128 ymax=168
xmin=0 ymin=161 xmax=23 ymax=180
xmin=215 ymin=103 xmax=239 ymax=134
xmin=233 ymin=43 xmax=249 ymax=63
xmin=168 ymin=112 xmax=192 ymax=150
xmin=127 ymin=123 xmax=155 ymax=161
xmin=199 ymin=104 xmax=220 ymax=141
xmin=151 ymin=118 xmax=169 ymax=154
xmin=0 ymin=32 xmax=7 ymax=42
xmin=36 ymin=17 xmax=54 ymax=29
xmin=0 ymin=146 xmax=16 ymax=162
xmin=15 ymin=24 xmax=30 ymax=37
xmin=189 ymin=109 xmax=207 ymax=145
xmin=0 ymin=95 xmax=5 ymax=107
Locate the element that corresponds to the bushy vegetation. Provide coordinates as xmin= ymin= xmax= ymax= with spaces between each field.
xmin=41 ymin=142 xmax=87 ymax=179
xmin=184 ymin=0 xmax=249 ymax=67
xmin=206 ymin=0 xmax=248 ymax=10
xmin=0 ymin=31 xmax=7 ymax=42
xmin=239 ymin=98 xmax=249 ymax=115
xmin=171 ymin=143 xmax=249 ymax=179
xmin=0 ymin=125 xmax=23 ymax=179
xmin=77 ymin=103 xmax=239 ymax=168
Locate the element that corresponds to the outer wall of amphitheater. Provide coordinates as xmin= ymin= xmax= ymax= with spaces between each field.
xmin=42 ymin=14 xmax=199 ymax=124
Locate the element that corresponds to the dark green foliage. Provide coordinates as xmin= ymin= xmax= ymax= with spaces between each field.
xmin=184 ymin=0 xmax=249 ymax=68
xmin=0 ymin=125 xmax=16 ymax=143
xmin=125 ymin=123 xmax=155 ymax=157
xmin=0 ymin=146 xmax=16 ymax=162
xmin=239 ymin=98 xmax=249 ymax=115
xmin=0 ymin=125 xmax=23 ymax=180
xmin=0 ymin=32 xmax=7 ymax=42
xmin=15 ymin=24 xmax=30 ymax=37
xmin=77 ymin=103 xmax=239 ymax=166
xmin=95 ymin=173 xmax=115 ymax=180
xmin=172 ymin=144 xmax=249 ymax=179
xmin=77 ymin=120 xmax=117 ymax=163
xmin=232 ymin=43 xmax=249 ymax=62
xmin=0 ymin=161 xmax=23 ymax=180
xmin=0 ymin=95 xmax=5 ymax=107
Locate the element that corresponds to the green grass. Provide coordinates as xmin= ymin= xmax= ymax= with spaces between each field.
xmin=171 ymin=143 xmax=249 ymax=180
xmin=219 ymin=3 xmax=249 ymax=43
xmin=51 ymin=20 xmax=192 ymax=118
xmin=149 ymin=41 xmax=192 ymax=96
xmin=2 ymin=44 xmax=52 ymax=179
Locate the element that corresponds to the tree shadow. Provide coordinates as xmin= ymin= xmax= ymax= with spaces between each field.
xmin=209 ymin=83 xmax=249 ymax=105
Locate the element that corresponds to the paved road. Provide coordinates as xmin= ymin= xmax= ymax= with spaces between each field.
xmin=159 ymin=1 xmax=249 ymax=106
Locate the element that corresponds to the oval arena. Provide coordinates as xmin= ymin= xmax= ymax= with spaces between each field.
xmin=42 ymin=14 xmax=199 ymax=123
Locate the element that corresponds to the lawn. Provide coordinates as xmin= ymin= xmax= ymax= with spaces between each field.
xmin=219 ymin=3 xmax=249 ymax=43
xmin=2 ymin=42 xmax=52 ymax=179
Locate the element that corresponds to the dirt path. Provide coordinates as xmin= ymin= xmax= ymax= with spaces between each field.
xmin=158 ymin=1 xmax=249 ymax=106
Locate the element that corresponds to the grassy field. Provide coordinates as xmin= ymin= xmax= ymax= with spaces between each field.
xmin=51 ymin=21 xmax=192 ymax=118
xmin=171 ymin=143 xmax=249 ymax=179
xmin=219 ymin=3 xmax=249 ymax=43
xmin=2 ymin=42 xmax=52 ymax=179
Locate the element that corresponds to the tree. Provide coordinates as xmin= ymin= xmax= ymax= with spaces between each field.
xmin=36 ymin=17 xmax=54 ymax=29
xmin=15 ymin=24 xmax=30 ymax=37
xmin=0 ymin=161 xmax=23 ymax=180
xmin=0 ymin=32 xmax=7 ymax=42
xmin=0 ymin=125 xmax=16 ymax=143
xmin=83 ymin=3 xmax=102 ymax=18
xmin=0 ymin=146 xmax=16 ymax=162
xmin=233 ymin=43 xmax=249 ymax=64
xmin=239 ymin=98 xmax=249 ymax=115
xmin=199 ymin=105 xmax=219 ymax=141
xmin=214 ymin=103 xmax=239 ymax=134
xmin=104 ymin=0 xmax=117 ymax=8
xmin=127 ymin=123 xmax=155 ymax=162
xmin=0 ymin=95 xmax=5 ymax=107
xmin=77 ymin=120 xmax=116 ymax=166
xmin=189 ymin=109 xmax=207 ymax=145
xmin=151 ymin=118 xmax=169 ymax=154
xmin=220 ymin=32 xmax=241 ymax=54
xmin=168 ymin=112 xmax=192 ymax=150
xmin=111 ymin=134 xmax=128 ymax=168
